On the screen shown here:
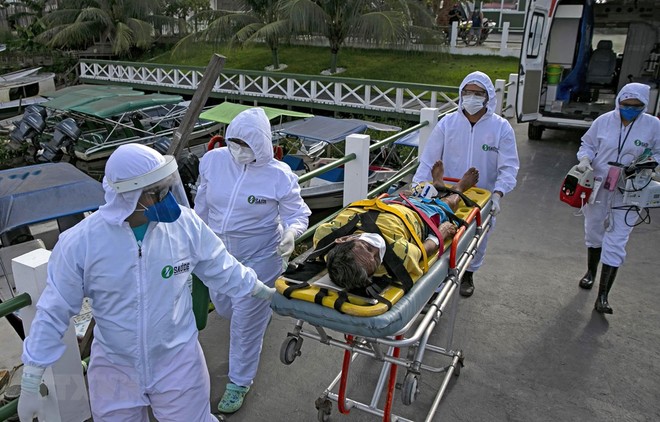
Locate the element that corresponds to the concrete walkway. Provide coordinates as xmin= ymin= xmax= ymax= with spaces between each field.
xmin=1 ymin=119 xmax=658 ymax=421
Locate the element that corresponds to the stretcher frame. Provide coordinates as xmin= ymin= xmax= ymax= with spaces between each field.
xmin=272 ymin=189 xmax=492 ymax=422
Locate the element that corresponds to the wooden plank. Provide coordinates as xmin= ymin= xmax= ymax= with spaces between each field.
xmin=167 ymin=54 xmax=226 ymax=159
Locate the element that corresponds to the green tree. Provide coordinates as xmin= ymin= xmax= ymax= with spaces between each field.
xmin=36 ymin=0 xmax=173 ymax=56
xmin=174 ymin=0 xmax=288 ymax=70
xmin=163 ymin=0 xmax=210 ymax=35
xmin=280 ymin=0 xmax=434 ymax=74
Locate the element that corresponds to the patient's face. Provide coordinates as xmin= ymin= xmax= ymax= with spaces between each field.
xmin=336 ymin=235 xmax=381 ymax=276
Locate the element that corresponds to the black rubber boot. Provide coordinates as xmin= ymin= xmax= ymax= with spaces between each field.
xmin=459 ymin=271 xmax=474 ymax=297
xmin=594 ymin=264 xmax=618 ymax=314
xmin=579 ymin=247 xmax=602 ymax=289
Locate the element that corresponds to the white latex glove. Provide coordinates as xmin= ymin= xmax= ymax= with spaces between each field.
xmin=491 ymin=193 xmax=502 ymax=216
xmin=577 ymin=157 xmax=593 ymax=172
xmin=277 ymin=229 xmax=296 ymax=259
xmin=18 ymin=365 xmax=44 ymax=422
xmin=251 ymin=280 xmax=275 ymax=301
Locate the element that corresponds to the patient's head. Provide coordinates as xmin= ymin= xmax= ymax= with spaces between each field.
xmin=326 ymin=234 xmax=383 ymax=290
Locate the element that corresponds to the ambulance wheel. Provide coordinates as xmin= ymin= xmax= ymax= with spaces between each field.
xmin=280 ymin=336 xmax=302 ymax=365
xmin=528 ymin=123 xmax=544 ymax=140
xmin=401 ymin=373 xmax=419 ymax=406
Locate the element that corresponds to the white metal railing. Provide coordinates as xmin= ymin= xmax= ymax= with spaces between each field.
xmin=79 ymin=60 xmax=461 ymax=118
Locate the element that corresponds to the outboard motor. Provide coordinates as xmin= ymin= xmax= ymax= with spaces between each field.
xmin=152 ymin=136 xmax=172 ymax=155
xmin=9 ymin=110 xmax=46 ymax=143
xmin=38 ymin=118 xmax=82 ymax=162
xmin=24 ymin=105 xmax=47 ymax=121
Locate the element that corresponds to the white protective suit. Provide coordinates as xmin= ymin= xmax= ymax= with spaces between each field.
xmin=22 ymin=144 xmax=259 ymax=421
xmin=195 ymin=108 xmax=311 ymax=387
xmin=413 ymin=71 xmax=519 ymax=271
xmin=577 ymin=83 xmax=660 ymax=267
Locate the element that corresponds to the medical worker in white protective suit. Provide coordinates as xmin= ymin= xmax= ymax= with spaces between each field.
xmin=18 ymin=143 xmax=274 ymax=422
xmin=576 ymin=82 xmax=660 ymax=314
xmin=195 ymin=107 xmax=311 ymax=413
xmin=413 ymin=71 xmax=519 ymax=297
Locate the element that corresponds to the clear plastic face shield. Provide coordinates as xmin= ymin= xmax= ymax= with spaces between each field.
xmin=108 ymin=155 xmax=190 ymax=223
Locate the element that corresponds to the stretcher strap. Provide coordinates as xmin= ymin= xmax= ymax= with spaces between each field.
xmin=437 ymin=186 xmax=480 ymax=209
xmin=333 ymin=290 xmax=392 ymax=314
xmin=306 ymin=212 xmax=362 ymax=262
xmin=282 ymin=281 xmax=311 ymax=299
xmin=350 ymin=199 xmax=429 ymax=272
xmin=399 ymin=193 xmax=445 ymax=257
xmin=314 ymin=288 xmax=329 ymax=305
xmin=357 ymin=212 xmax=414 ymax=293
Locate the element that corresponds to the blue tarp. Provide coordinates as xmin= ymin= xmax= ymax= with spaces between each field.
xmin=277 ymin=116 xmax=400 ymax=144
xmin=0 ymin=163 xmax=105 ymax=234
xmin=393 ymin=130 xmax=420 ymax=148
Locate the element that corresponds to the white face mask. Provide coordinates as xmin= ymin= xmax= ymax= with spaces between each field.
xmin=358 ymin=233 xmax=386 ymax=262
xmin=462 ymin=94 xmax=486 ymax=115
xmin=228 ymin=142 xmax=256 ymax=164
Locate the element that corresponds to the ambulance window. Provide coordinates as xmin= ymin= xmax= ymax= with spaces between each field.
xmin=526 ymin=13 xmax=545 ymax=58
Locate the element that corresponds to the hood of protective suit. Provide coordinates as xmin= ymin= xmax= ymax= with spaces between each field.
xmin=459 ymin=71 xmax=497 ymax=117
xmin=98 ymin=143 xmax=166 ymax=226
xmin=615 ymin=82 xmax=650 ymax=114
xmin=225 ymin=108 xmax=273 ymax=166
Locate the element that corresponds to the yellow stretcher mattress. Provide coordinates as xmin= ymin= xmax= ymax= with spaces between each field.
xmin=275 ymin=187 xmax=490 ymax=317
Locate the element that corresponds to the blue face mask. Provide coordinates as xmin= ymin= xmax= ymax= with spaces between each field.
xmin=619 ymin=106 xmax=643 ymax=122
xmin=144 ymin=191 xmax=181 ymax=223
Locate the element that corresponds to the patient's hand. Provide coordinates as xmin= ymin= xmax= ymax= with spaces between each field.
xmin=439 ymin=222 xmax=457 ymax=241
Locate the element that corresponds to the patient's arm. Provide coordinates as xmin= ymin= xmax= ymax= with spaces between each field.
xmin=423 ymin=222 xmax=457 ymax=255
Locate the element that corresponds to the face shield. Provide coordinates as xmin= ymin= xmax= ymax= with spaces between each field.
xmin=108 ymin=155 xmax=190 ymax=223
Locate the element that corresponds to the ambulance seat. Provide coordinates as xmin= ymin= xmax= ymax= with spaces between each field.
xmin=586 ymin=40 xmax=617 ymax=86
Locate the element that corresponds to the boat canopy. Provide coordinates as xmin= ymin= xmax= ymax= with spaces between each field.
xmin=0 ymin=163 xmax=105 ymax=235
xmin=199 ymin=102 xmax=313 ymax=124
xmin=41 ymin=85 xmax=183 ymax=118
xmin=277 ymin=116 xmax=401 ymax=144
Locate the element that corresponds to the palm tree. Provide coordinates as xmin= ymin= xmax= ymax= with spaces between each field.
xmin=280 ymin=0 xmax=431 ymax=74
xmin=174 ymin=0 xmax=289 ymax=70
xmin=36 ymin=0 xmax=172 ymax=57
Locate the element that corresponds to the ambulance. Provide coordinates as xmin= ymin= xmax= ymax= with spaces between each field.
xmin=516 ymin=0 xmax=659 ymax=140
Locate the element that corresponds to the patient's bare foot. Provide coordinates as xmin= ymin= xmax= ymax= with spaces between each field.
xmin=431 ymin=161 xmax=445 ymax=189
xmin=455 ymin=167 xmax=479 ymax=192
xmin=439 ymin=222 xmax=457 ymax=241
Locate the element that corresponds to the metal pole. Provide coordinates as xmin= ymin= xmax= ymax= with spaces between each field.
xmin=167 ymin=54 xmax=226 ymax=159
xmin=0 ymin=292 xmax=31 ymax=318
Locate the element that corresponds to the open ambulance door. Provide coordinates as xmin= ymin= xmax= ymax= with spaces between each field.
xmin=516 ymin=0 xmax=556 ymax=123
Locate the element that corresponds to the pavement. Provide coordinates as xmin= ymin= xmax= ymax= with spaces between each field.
xmin=1 ymin=120 xmax=659 ymax=421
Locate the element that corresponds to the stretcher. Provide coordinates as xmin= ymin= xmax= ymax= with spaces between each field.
xmin=271 ymin=183 xmax=493 ymax=422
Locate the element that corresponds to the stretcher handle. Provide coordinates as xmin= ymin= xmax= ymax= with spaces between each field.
xmin=450 ymin=206 xmax=481 ymax=268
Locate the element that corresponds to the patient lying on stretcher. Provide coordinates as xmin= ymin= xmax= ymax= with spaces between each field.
xmin=313 ymin=160 xmax=479 ymax=291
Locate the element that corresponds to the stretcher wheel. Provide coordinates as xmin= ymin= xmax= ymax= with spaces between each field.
xmin=401 ymin=372 xmax=419 ymax=406
xmin=454 ymin=355 xmax=464 ymax=377
xmin=280 ymin=335 xmax=302 ymax=365
xmin=315 ymin=397 xmax=332 ymax=422
xmin=317 ymin=407 xmax=331 ymax=422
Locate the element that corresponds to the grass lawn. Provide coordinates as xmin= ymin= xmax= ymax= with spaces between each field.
xmin=147 ymin=43 xmax=518 ymax=87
